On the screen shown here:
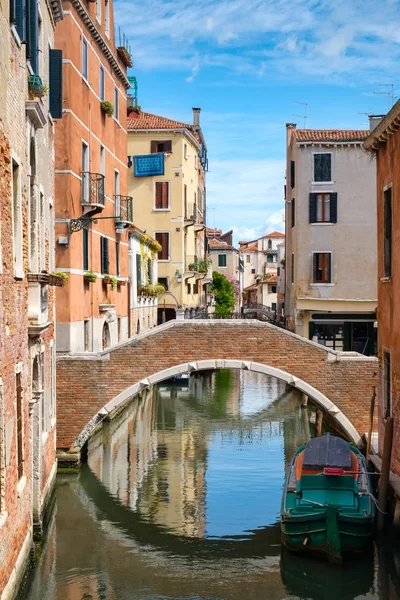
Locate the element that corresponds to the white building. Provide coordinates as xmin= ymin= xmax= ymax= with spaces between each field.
xmin=239 ymin=231 xmax=285 ymax=289
xmin=284 ymin=125 xmax=377 ymax=355
xmin=276 ymin=242 xmax=285 ymax=323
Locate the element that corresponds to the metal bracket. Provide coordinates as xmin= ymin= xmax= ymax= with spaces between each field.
xmin=69 ymin=215 xmax=122 ymax=234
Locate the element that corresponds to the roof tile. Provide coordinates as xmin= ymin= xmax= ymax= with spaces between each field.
xmin=293 ymin=129 xmax=369 ymax=143
xmin=127 ymin=111 xmax=195 ymax=132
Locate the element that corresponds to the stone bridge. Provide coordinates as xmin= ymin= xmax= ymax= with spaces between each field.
xmin=56 ymin=320 xmax=378 ymax=454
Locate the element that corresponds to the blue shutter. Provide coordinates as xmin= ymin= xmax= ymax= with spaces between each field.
xmin=330 ymin=192 xmax=337 ymax=223
xmin=309 ymin=193 xmax=317 ymax=223
xmin=14 ymin=0 xmax=26 ymax=41
xmin=49 ymin=49 xmax=63 ymax=119
xmin=83 ymin=228 xmax=89 ymax=271
xmin=101 ymin=237 xmax=109 ymax=274
xmin=28 ymin=0 xmax=39 ymax=74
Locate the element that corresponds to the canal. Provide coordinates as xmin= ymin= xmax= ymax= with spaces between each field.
xmin=22 ymin=370 xmax=400 ymax=600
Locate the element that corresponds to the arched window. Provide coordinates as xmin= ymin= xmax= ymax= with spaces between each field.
xmin=102 ymin=321 xmax=111 ymax=349
xmin=136 ymin=319 xmax=140 ymax=335
xmin=268 ymin=239 xmax=272 ymax=249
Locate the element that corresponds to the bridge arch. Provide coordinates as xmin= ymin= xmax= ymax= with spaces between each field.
xmin=71 ymin=359 xmax=362 ymax=453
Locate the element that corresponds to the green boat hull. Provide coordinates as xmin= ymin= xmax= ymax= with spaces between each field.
xmin=281 ymin=439 xmax=375 ymax=563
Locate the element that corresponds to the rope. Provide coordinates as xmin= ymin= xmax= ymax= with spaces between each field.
xmin=366 ymin=492 xmax=387 ymax=515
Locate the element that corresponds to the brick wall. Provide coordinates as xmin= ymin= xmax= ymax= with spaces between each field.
xmin=56 ymin=321 xmax=377 ymax=450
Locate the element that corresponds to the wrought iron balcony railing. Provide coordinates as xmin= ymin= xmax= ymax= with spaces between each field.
xmin=115 ymin=195 xmax=133 ymax=224
xmin=81 ymin=172 xmax=105 ymax=208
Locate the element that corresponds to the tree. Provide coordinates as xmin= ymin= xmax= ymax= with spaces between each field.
xmin=210 ymin=271 xmax=235 ymax=317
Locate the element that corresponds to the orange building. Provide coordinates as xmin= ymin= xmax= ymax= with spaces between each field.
xmin=54 ymin=0 xmax=133 ymax=353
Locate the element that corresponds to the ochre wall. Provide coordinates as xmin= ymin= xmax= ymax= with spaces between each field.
xmin=56 ymin=321 xmax=377 ymax=449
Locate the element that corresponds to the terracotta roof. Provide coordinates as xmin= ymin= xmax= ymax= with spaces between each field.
xmin=127 ymin=111 xmax=195 ymax=132
xmin=243 ymin=283 xmax=258 ymax=291
xmin=208 ymin=238 xmax=234 ymax=250
xmin=263 ymin=231 xmax=285 ymax=239
xmin=263 ymin=275 xmax=278 ymax=284
xmin=239 ymin=243 xmax=257 ymax=253
xmin=293 ymin=129 xmax=369 ymax=143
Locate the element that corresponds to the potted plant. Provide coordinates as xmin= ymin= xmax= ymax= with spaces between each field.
xmin=154 ymin=283 xmax=165 ymax=296
xmin=50 ymin=271 xmax=68 ymax=286
xmin=103 ymin=275 xmax=117 ymax=290
xmin=84 ymin=270 xmax=97 ymax=283
xmin=117 ymin=46 xmax=133 ymax=68
xmin=100 ymin=100 xmax=114 ymax=117
xmin=28 ymin=75 xmax=48 ymax=98
xmin=188 ymin=263 xmax=197 ymax=272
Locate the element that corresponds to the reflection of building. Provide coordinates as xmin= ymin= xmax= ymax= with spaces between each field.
xmin=285 ymin=124 xmax=377 ymax=355
xmin=0 ymin=0 xmax=61 ymax=595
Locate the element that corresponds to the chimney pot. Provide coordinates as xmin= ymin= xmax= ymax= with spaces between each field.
xmin=192 ymin=107 xmax=201 ymax=127
xmin=368 ymin=115 xmax=385 ymax=132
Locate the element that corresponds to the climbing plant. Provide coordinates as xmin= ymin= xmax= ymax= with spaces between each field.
xmin=210 ymin=271 xmax=235 ymax=317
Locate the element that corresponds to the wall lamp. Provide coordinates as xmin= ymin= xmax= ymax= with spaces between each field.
xmin=69 ymin=215 xmax=123 ymax=234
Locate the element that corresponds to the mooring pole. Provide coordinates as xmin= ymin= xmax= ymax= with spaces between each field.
xmin=315 ymin=409 xmax=323 ymax=437
xmin=377 ymin=417 xmax=394 ymax=531
xmin=366 ymin=387 xmax=376 ymax=458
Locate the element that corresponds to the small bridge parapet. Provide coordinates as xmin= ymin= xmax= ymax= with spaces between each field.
xmin=56 ymin=320 xmax=377 ymax=453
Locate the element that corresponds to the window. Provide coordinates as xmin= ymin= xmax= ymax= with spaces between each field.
xmin=271 ymin=285 xmax=277 ymax=293
xmin=27 ymin=0 xmax=39 ymax=73
xmin=158 ymin=277 xmax=168 ymax=291
xmin=100 ymin=236 xmax=109 ymax=274
xmin=272 ymin=302 xmax=276 ymax=311
xmin=41 ymin=357 xmax=46 ymax=433
xmin=187 ymin=282 xmax=191 ymax=294
xmin=10 ymin=0 xmax=26 ymax=40
xmin=218 ymin=254 xmax=227 ymax=267
xmin=49 ymin=49 xmax=63 ymax=119
xmin=84 ymin=320 xmax=90 ymax=351
xmin=16 ymin=372 xmax=23 ymax=480
xmin=115 ymin=241 xmax=120 ymax=277
xmin=82 ymin=37 xmax=88 ymax=80
xmin=314 ymin=153 xmax=331 ymax=182
xmin=313 ymin=252 xmax=331 ymax=284
xmin=12 ymin=160 xmax=23 ymax=277
xmin=184 ymin=144 xmax=188 ymax=159
xmin=39 ymin=192 xmax=45 ymax=271
xmin=155 ymin=182 xmax=169 ymax=209
xmin=383 ymin=188 xmax=392 ymax=278
xmin=291 ymin=198 xmax=295 ymax=228
xmin=147 ymin=257 xmax=152 ymax=284
xmin=309 ymin=193 xmax=337 ymax=224
xmin=81 ymin=141 xmax=89 ymax=202
xmin=100 ymin=145 xmax=105 ymax=176
xmin=267 ymin=239 xmax=272 ymax=249
xmin=114 ymin=86 xmax=119 ymax=121
xmin=151 ymin=140 xmax=172 ymax=154
xmin=184 ymin=184 xmax=187 ymax=216
xmin=267 ymin=254 xmax=273 ymax=263
xmin=383 ymin=350 xmax=391 ymax=418
xmin=50 ymin=345 xmax=55 ymax=421
xmin=291 ymin=253 xmax=294 ymax=284
xmin=155 ymin=232 xmax=169 ymax=261
xmin=49 ymin=201 xmax=54 ymax=271
xmin=193 ymin=282 xmax=199 ymax=295
xmin=96 ymin=0 xmax=101 ymax=22
xmin=246 ymin=255 xmax=250 ymax=263
xmin=136 ymin=253 xmax=141 ymax=293
xmin=104 ymin=0 xmax=109 ymax=36
xmin=290 ymin=160 xmax=295 ymax=189
xmin=99 ymin=65 xmax=105 ymax=100
xmin=277 ymin=267 xmax=280 ymax=276
xmin=251 ymin=268 xmax=256 ymax=274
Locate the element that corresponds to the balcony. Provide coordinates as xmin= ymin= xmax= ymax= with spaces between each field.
xmin=81 ymin=172 xmax=105 ymax=212
xmin=115 ymin=195 xmax=133 ymax=226
xmin=184 ymin=202 xmax=197 ymax=226
xmin=184 ymin=256 xmax=211 ymax=279
xmin=116 ymin=25 xmax=133 ymax=68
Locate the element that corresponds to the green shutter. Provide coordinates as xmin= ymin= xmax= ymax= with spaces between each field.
xmin=290 ymin=160 xmax=295 ymax=189
xmin=49 ymin=49 xmax=63 ymax=119
xmin=101 ymin=237 xmax=109 ymax=274
xmin=27 ymin=0 xmax=39 ymax=74
xmin=291 ymin=198 xmax=295 ymax=228
xmin=330 ymin=192 xmax=337 ymax=223
xmin=14 ymin=0 xmax=26 ymax=41
xmin=309 ymin=193 xmax=317 ymax=223
xmin=83 ymin=228 xmax=89 ymax=271
xmin=148 ymin=257 xmax=152 ymax=284
xmin=136 ymin=253 xmax=141 ymax=293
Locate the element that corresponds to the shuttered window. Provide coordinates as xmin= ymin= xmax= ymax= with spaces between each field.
xmin=83 ymin=228 xmax=89 ymax=270
xmin=291 ymin=253 xmax=294 ymax=284
xmin=16 ymin=372 xmax=23 ymax=480
xmin=151 ymin=140 xmax=172 ymax=154
xmin=27 ymin=0 xmax=39 ymax=74
xmin=49 ymin=49 xmax=63 ymax=119
xmin=291 ymin=198 xmax=295 ymax=228
xmin=155 ymin=232 xmax=169 ymax=261
xmin=10 ymin=0 xmax=26 ymax=40
xmin=100 ymin=236 xmax=109 ymax=274
xmin=290 ymin=160 xmax=295 ymax=189
xmin=115 ymin=241 xmax=120 ymax=277
xmin=314 ymin=154 xmax=331 ymax=182
xmin=114 ymin=86 xmax=119 ymax=121
xmin=99 ymin=65 xmax=105 ymax=100
xmin=136 ymin=253 xmax=141 ymax=293
xmin=82 ymin=38 xmax=88 ymax=80
xmin=313 ymin=253 xmax=331 ymax=283
xmin=184 ymin=184 xmax=187 ymax=218
xmin=218 ymin=254 xmax=227 ymax=267
xmin=148 ymin=257 xmax=152 ymax=284
xmin=309 ymin=193 xmax=337 ymax=223
xmin=155 ymin=182 xmax=169 ymax=209
xmin=383 ymin=188 xmax=392 ymax=278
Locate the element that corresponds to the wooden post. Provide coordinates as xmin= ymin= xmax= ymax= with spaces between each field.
xmin=315 ymin=409 xmax=323 ymax=437
xmin=366 ymin=387 xmax=376 ymax=458
xmin=301 ymin=393 xmax=308 ymax=408
xmin=377 ymin=417 xmax=394 ymax=531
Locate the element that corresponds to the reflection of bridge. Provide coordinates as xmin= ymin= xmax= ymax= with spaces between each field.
xmin=57 ymin=320 xmax=377 ymax=454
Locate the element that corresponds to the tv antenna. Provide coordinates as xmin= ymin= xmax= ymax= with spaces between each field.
xmin=293 ymin=101 xmax=308 ymax=128
xmin=373 ymin=84 xmax=395 ymax=110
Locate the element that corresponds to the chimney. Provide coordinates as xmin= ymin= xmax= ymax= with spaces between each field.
xmin=369 ymin=115 xmax=385 ymax=132
xmin=192 ymin=107 xmax=201 ymax=127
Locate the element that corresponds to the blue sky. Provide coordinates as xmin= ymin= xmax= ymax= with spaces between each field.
xmin=114 ymin=0 xmax=400 ymax=243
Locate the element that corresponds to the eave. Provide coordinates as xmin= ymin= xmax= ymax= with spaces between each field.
xmin=364 ymin=100 xmax=400 ymax=151
xmin=129 ymin=127 xmax=201 ymax=151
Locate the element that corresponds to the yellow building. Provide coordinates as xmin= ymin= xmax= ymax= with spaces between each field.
xmin=127 ymin=108 xmax=209 ymax=322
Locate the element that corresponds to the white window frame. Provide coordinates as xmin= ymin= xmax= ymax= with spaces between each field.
xmin=99 ymin=64 xmax=105 ymax=100
xmin=11 ymin=156 xmax=23 ymax=279
xmin=100 ymin=145 xmax=105 ymax=176
xmin=114 ymin=86 xmax=119 ymax=122
xmin=82 ymin=37 xmax=88 ymax=82
xmin=104 ymin=0 xmax=110 ymax=37
xmin=81 ymin=139 xmax=90 ymax=203
xmin=311 ymin=250 xmax=334 ymax=286
xmin=157 ymin=276 xmax=169 ymax=291
xmin=96 ymin=0 xmax=101 ymax=23
xmin=153 ymin=180 xmax=171 ymax=211
xmin=312 ymin=152 xmax=333 ymax=184
xmin=184 ymin=144 xmax=187 ymax=160
xmin=218 ymin=253 xmax=227 ymax=268
xmin=154 ymin=231 xmax=170 ymax=262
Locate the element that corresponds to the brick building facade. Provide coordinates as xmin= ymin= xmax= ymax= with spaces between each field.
xmin=0 ymin=0 xmax=63 ymax=595
xmin=365 ymin=110 xmax=400 ymax=477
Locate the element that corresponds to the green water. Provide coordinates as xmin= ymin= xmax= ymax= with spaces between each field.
xmin=23 ymin=370 xmax=400 ymax=600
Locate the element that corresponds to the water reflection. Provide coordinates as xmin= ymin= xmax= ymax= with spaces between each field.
xmin=22 ymin=370 xmax=400 ymax=600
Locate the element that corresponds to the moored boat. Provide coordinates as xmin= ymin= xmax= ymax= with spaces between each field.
xmin=280 ymin=434 xmax=375 ymax=563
